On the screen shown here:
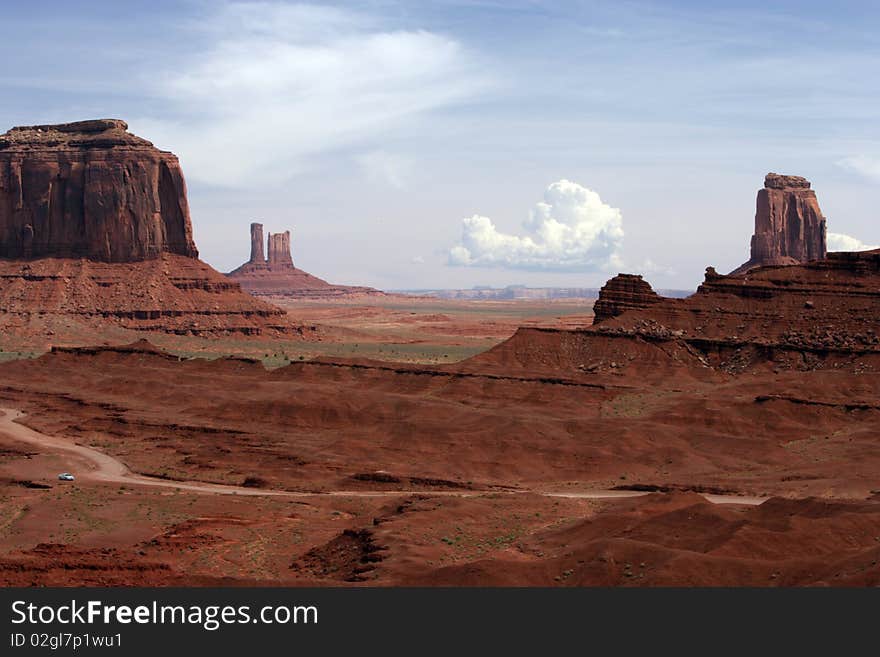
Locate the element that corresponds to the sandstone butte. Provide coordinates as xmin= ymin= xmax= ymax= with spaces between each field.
xmin=0 ymin=119 xmax=288 ymax=336
xmin=731 ymin=172 xmax=827 ymax=275
xmin=227 ymin=222 xmax=382 ymax=298
xmin=591 ymin=173 xmax=838 ymax=331
xmin=461 ymin=171 xmax=880 ymax=378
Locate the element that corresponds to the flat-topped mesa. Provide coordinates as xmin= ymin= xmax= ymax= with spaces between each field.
xmin=592 ymin=273 xmax=661 ymax=324
xmin=731 ymin=172 xmax=826 ymax=275
xmin=0 ymin=119 xmax=198 ymax=262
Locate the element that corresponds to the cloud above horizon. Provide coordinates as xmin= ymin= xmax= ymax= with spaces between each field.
xmin=837 ymin=155 xmax=880 ymax=183
xmin=448 ymin=180 xmax=624 ymax=272
xmin=136 ymin=2 xmax=486 ymax=187
xmin=827 ymin=232 xmax=879 ymax=252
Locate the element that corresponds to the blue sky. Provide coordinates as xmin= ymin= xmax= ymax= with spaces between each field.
xmin=2 ymin=1 xmax=879 ymax=290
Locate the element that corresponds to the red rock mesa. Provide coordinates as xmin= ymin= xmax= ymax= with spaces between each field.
xmin=0 ymin=119 xmax=198 ymax=262
xmin=0 ymin=120 xmax=288 ymax=336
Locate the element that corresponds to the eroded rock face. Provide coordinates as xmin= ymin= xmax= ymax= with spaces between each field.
xmin=0 ymin=120 xmax=294 ymax=338
xmin=249 ymin=222 xmax=265 ymax=265
xmin=0 ymin=119 xmax=198 ymax=262
xmin=268 ymin=231 xmax=293 ymax=268
xmin=731 ymin=173 xmax=826 ymax=275
xmin=592 ymin=273 xmax=661 ymax=324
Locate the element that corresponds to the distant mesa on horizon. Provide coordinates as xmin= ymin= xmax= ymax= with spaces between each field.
xmin=226 ymin=222 xmax=383 ymax=299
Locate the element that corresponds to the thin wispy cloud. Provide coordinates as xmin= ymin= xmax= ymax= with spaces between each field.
xmin=137 ymin=2 xmax=488 ymax=187
xmin=837 ymin=155 xmax=880 ymax=183
xmin=356 ymin=150 xmax=412 ymax=189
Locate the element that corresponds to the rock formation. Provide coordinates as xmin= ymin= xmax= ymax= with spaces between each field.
xmin=0 ymin=119 xmax=198 ymax=262
xmin=249 ymin=222 xmax=265 ymax=265
xmin=0 ymin=119 xmax=291 ymax=338
xmin=592 ymin=274 xmax=661 ymax=324
xmin=268 ymin=230 xmax=293 ymax=268
xmin=471 ymin=248 xmax=880 ymax=379
xmin=228 ymin=224 xmax=381 ymax=298
xmin=731 ymin=173 xmax=826 ymax=275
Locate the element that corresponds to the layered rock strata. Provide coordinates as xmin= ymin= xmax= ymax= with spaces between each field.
xmin=592 ymin=274 xmax=661 ymax=324
xmin=0 ymin=119 xmax=198 ymax=262
xmin=0 ymin=120 xmax=290 ymax=337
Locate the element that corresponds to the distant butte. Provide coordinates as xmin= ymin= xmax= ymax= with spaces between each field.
xmin=592 ymin=274 xmax=660 ymax=324
xmin=0 ymin=119 xmax=290 ymax=336
xmin=227 ymin=222 xmax=382 ymax=298
xmin=731 ymin=172 xmax=827 ymax=275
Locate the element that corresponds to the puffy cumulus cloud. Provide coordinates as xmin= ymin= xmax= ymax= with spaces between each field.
xmin=448 ymin=180 xmax=624 ymax=271
xmin=135 ymin=2 xmax=486 ymax=187
xmin=837 ymin=155 xmax=880 ymax=183
xmin=827 ymin=232 xmax=879 ymax=252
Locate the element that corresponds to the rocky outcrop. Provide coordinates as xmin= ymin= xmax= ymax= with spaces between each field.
xmin=248 ymin=222 xmax=265 ymax=265
xmin=472 ymin=248 xmax=880 ymax=379
xmin=268 ymin=230 xmax=293 ymax=268
xmin=228 ymin=224 xmax=382 ymax=298
xmin=731 ymin=173 xmax=826 ymax=275
xmin=0 ymin=119 xmax=294 ymax=339
xmin=592 ymin=274 xmax=660 ymax=324
xmin=0 ymin=119 xmax=198 ymax=263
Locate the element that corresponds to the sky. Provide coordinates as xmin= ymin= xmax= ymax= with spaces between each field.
xmin=2 ymin=0 xmax=879 ymax=291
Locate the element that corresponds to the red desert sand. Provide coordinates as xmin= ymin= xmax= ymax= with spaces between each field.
xmin=1 ymin=121 xmax=879 ymax=586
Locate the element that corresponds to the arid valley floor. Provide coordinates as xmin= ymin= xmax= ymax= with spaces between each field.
xmin=3 ymin=286 xmax=880 ymax=587
xmin=2 ymin=120 xmax=880 ymax=587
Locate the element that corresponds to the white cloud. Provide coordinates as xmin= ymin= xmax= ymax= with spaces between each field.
xmin=136 ymin=2 xmax=487 ymax=187
xmin=411 ymin=255 xmax=425 ymax=264
xmin=837 ymin=155 xmax=880 ymax=182
xmin=448 ymin=180 xmax=624 ymax=271
xmin=637 ymin=258 xmax=675 ymax=276
xmin=357 ymin=150 xmax=412 ymax=189
xmin=827 ymin=232 xmax=879 ymax=252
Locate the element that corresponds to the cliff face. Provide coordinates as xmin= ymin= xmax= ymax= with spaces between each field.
xmin=0 ymin=119 xmax=296 ymax=339
xmin=0 ymin=119 xmax=198 ymax=262
xmin=592 ymin=274 xmax=660 ymax=324
xmin=732 ymin=173 xmax=826 ymax=275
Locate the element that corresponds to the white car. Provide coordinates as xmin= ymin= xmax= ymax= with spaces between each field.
xmin=57 ymin=473 xmax=75 ymax=481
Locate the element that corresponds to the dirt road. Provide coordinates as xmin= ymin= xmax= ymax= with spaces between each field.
xmin=0 ymin=407 xmax=767 ymax=505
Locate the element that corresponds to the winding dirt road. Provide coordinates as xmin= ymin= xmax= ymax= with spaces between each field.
xmin=0 ymin=408 xmax=767 ymax=505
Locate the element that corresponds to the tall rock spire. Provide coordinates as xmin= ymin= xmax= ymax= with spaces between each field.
xmin=267 ymin=230 xmax=293 ymax=268
xmin=731 ymin=173 xmax=826 ymax=275
xmin=249 ymin=223 xmax=265 ymax=265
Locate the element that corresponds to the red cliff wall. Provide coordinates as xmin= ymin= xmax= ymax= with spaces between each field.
xmin=0 ymin=119 xmax=198 ymax=262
